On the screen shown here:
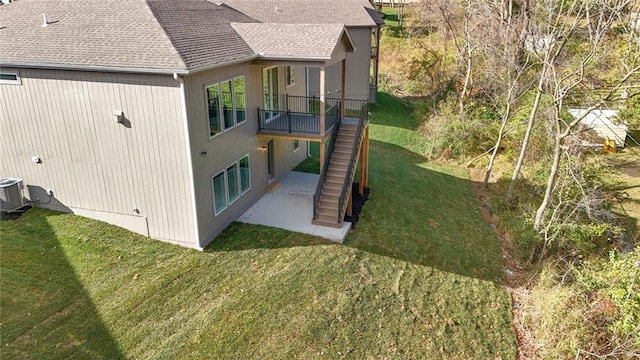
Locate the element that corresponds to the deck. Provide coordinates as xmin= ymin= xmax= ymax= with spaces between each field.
xmin=257 ymin=96 xmax=367 ymax=138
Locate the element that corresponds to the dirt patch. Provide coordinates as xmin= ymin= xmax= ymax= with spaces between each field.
xmin=0 ymin=206 xmax=31 ymax=221
xmin=618 ymin=161 xmax=640 ymax=178
xmin=467 ymin=168 xmax=539 ymax=360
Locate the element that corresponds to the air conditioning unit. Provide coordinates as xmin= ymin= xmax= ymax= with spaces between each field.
xmin=0 ymin=178 xmax=26 ymax=212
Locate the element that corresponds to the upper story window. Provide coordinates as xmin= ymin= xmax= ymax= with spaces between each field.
xmin=0 ymin=72 xmax=21 ymax=85
xmin=207 ymin=76 xmax=246 ymax=138
xmin=285 ymin=66 xmax=295 ymax=87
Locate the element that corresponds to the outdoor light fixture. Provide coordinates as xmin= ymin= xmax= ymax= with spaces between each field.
xmin=113 ymin=110 xmax=124 ymax=123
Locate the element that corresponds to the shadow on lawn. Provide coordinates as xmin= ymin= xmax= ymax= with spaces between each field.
xmin=0 ymin=210 xmax=124 ymax=359
xmin=209 ymin=140 xmax=505 ymax=283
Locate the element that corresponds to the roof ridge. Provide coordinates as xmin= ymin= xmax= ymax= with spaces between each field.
xmin=144 ymin=0 xmax=188 ymax=70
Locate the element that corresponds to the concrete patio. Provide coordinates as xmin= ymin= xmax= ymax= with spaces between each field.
xmin=237 ymin=172 xmax=351 ymax=243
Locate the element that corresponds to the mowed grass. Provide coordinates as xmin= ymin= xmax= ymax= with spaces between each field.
xmin=0 ymin=93 xmax=516 ymax=359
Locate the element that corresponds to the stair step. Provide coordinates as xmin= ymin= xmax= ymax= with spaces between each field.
xmin=323 ymin=182 xmax=342 ymax=191
xmin=340 ymin=125 xmax=357 ymax=130
xmin=328 ymin=166 xmax=347 ymax=173
xmin=266 ymin=181 xmax=281 ymax=193
xmin=333 ymin=152 xmax=351 ymax=158
xmin=327 ymin=170 xmax=348 ymax=182
xmin=319 ymin=195 xmax=339 ymax=204
xmin=312 ymin=218 xmax=342 ymax=228
xmin=336 ymin=136 xmax=355 ymax=141
xmin=316 ymin=207 xmax=338 ymax=217
xmin=322 ymin=188 xmax=340 ymax=197
xmin=327 ymin=173 xmax=346 ymax=180
xmin=334 ymin=148 xmax=351 ymax=155
xmin=318 ymin=202 xmax=338 ymax=211
xmin=339 ymin=129 xmax=357 ymax=134
xmin=329 ymin=164 xmax=349 ymax=171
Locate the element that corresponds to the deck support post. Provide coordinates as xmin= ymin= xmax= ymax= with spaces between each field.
xmin=340 ymin=59 xmax=346 ymax=119
xmin=359 ymin=138 xmax=365 ymax=196
xmin=320 ymin=66 xmax=326 ymax=133
xmin=359 ymin=124 xmax=369 ymax=195
xmin=347 ymin=191 xmax=352 ymax=217
xmin=319 ymin=66 xmax=326 ymax=173
xmin=320 ymin=140 xmax=325 ymax=173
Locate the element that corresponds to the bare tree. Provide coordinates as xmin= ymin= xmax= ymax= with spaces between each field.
xmin=532 ymin=0 xmax=640 ymax=231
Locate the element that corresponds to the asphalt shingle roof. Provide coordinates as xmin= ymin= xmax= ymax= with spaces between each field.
xmin=0 ymin=0 xmax=381 ymax=72
xmin=222 ymin=0 xmax=384 ymax=27
xmin=231 ymin=23 xmax=349 ymax=60
xmin=0 ymin=0 xmax=187 ymax=71
xmin=147 ymin=1 xmax=257 ymax=69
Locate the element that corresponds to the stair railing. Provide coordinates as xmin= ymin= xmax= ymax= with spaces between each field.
xmin=338 ymin=102 xmax=369 ymax=223
xmin=313 ymin=101 xmax=342 ymax=220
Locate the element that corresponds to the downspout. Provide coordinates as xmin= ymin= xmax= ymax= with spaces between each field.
xmin=174 ymin=73 xmax=202 ymax=250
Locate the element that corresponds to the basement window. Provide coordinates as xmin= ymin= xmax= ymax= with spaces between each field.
xmin=212 ymin=155 xmax=251 ymax=215
xmin=0 ymin=72 xmax=21 ymax=85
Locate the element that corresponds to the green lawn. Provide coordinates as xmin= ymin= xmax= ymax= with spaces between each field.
xmin=1 ymin=93 xmax=516 ymax=359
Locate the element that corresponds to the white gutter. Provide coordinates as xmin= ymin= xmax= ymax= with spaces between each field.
xmin=173 ymin=72 xmax=202 ymax=250
xmin=1 ymin=55 xmax=259 ymax=76
xmin=0 ymin=61 xmax=188 ymax=75
xmin=186 ymin=55 xmax=258 ymax=74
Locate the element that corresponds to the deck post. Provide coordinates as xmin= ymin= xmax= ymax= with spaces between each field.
xmin=364 ymin=125 xmax=369 ymax=188
xmin=320 ymin=66 xmax=326 ymax=133
xmin=319 ymin=140 xmax=325 ymax=173
xmin=359 ymin=138 xmax=365 ymax=196
xmin=341 ymin=59 xmax=346 ymax=119
xmin=359 ymin=124 xmax=369 ymax=194
xmin=319 ymin=66 xmax=326 ymax=173
xmin=347 ymin=190 xmax=352 ymax=217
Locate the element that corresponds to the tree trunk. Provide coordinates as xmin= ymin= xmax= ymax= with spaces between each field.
xmin=534 ymin=131 xmax=562 ymax=231
xmin=516 ymin=0 xmax=530 ymax=65
xmin=484 ymin=98 xmax=512 ymax=187
xmin=459 ymin=0 xmax=473 ymax=115
xmin=506 ymin=62 xmax=548 ymax=198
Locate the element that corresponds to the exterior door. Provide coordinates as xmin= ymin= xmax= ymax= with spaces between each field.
xmin=267 ymin=139 xmax=275 ymax=181
xmin=263 ymin=67 xmax=279 ymax=120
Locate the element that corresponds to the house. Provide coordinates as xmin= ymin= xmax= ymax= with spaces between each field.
xmin=568 ymin=109 xmax=629 ymax=148
xmin=0 ymin=0 xmax=383 ymax=249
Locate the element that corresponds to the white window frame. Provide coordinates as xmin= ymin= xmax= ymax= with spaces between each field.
xmin=206 ymin=75 xmax=246 ymax=140
xmin=293 ymin=139 xmax=300 ymax=153
xmin=212 ymin=154 xmax=251 ymax=216
xmin=0 ymin=71 xmax=21 ymax=85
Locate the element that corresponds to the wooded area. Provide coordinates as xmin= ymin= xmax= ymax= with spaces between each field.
xmin=377 ymin=0 xmax=639 ymax=357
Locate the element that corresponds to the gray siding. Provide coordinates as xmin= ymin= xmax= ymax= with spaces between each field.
xmin=0 ymin=68 xmax=196 ymax=247
xmin=309 ymin=27 xmax=373 ymax=101
xmin=184 ymin=63 xmax=307 ymax=248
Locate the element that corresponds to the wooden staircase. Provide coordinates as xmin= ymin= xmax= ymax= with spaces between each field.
xmin=312 ymin=124 xmax=359 ymax=228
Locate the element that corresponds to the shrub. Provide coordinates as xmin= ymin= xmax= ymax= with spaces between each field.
xmin=576 ymin=250 xmax=640 ymax=347
xmin=419 ymin=96 xmax=500 ymax=160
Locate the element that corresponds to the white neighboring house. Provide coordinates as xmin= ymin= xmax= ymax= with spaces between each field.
xmin=568 ymin=109 xmax=629 ymax=148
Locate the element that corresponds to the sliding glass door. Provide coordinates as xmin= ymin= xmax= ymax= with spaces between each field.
xmin=263 ymin=67 xmax=279 ymax=121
